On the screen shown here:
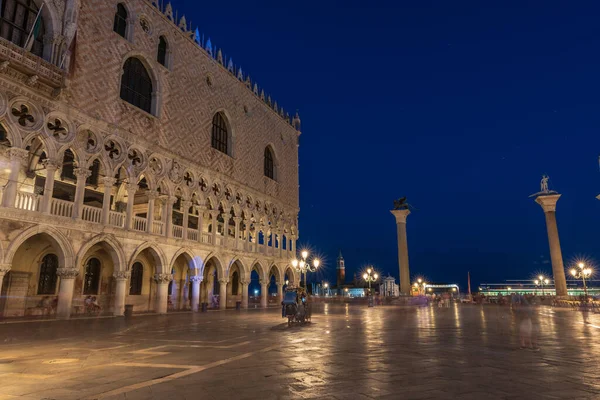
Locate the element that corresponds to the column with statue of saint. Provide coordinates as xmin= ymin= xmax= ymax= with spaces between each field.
xmin=391 ymin=197 xmax=412 ymax=295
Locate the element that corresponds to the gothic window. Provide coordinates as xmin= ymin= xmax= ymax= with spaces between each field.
xmin=37 ymin=253 xmax=58 ymax=295
xmin=264 ymin=147 xmax=274 ymax=180
xmin=86 ymin=159 xmax=100 ymax=187
xmin=0 ymin=0 xmax=45 ymax=58
xmin=113 ymin=3 xmax=127 ymax=38
xmin=129 ymin=262 xmax=143 ymax=295
xmin=231 ymin=271 xmax=239 ymax=295
xmin=121 ymin=58 xmax=153 ymax=114
xmin=211 ymin=113 xmax=229 ymax=155
xmin=61 ymin=149 xmax=76 ymax=181
xmin=83 ymin=258 xmax=101 ymax=295
xmin=157 ymin=36 xmax=168 ymax=67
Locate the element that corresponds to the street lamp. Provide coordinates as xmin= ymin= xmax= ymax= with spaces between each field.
xmin=570 ymin=262 xmax=593 ymax=302
xmin=291 ymin=250 xmax=319 ymax=289
xmin=323 ymin=282 xmax=329 ymax=296
xmin=413 ymin=278 xmax=427 ymax=295
xmin=534 ymin=276 xmax=549 ymax=296
xmin=363 ymin=267 xmax=378 ymax=296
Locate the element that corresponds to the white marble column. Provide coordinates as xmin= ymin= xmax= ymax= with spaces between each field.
xmin=182 ymin=200 xmax=192 ymax=239
xmin=113 ymin=271 xmax=130 ymax=316
xmin=146 ymin=190 xmax=158 ymax=234
xmin=56 ymin=268 xmax=79 ymax=319
xmin=124 ymin=182 xmax=138 ymax=230
xmin=233 ymin=217 xmax=242 ymax=250
xmin=241 ymin=280 xmax=249 ymax=309
xmin=101 ymin=177 xmax=116 ymax=225
xmin=41 ymin=160 xmax=58 ymax=214
xmin=190 ymin=276 xmax=202 ymax=311
xmin=165 ymin=196 xmax=176 ymax=238
xmin=72 ymin=168 xmax=91 ymax=220
xmin=218 ymin=278 xmax=228 ymax=310
xmin=391 ymin=209 xmax=411 ymax=295
xmin=2 ymin=148 xmax=28 ymax=208
xmin=260 ymin=279 xmax=268 ymax=308
xmin=535 ymin=194 xmax=568 ymax=297
xmin=154 ymin=273 xmax=172 ymax=314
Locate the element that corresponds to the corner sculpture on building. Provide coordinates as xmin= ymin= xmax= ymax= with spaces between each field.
xmin=0 ymin=0 xmax=302 ymax=319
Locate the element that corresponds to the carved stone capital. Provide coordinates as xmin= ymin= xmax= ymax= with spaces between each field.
xmin=154 ymin=273 xmax=173 ymax=284
xmin=259 ymin=279 xmax=269 ymax=286
xmin=146 ymin=190 xmax=160 ymax=200
xmin=189 ymin=276 xmax=203 ymax=283
xmin=218 ymin=278 xmax=229 ymax=285
xmin=240 ymin=280 xmax=249 ymax=286
xmin=57 ymin=268 xmax=79 ymax=279
xmin=7 ymin=147 xmax=29 ymax=162
xmin=102 ymin=177 xmax=117 ymax=186
xmin=126 ymin=182 xmax=139 ymax=193
xmin=74 ymin=167 xmax=92 ymax=179
xmin=0 ymin=264 xmax=11 ymax=275
xmin=233 ymin=217 xmax=243 ymax=224
xmin=390 ymin=209 xmax=410 ymax=224
xmin=114 ymin=271 xmax=131 ymax=281
xmin=43 ymin=159 xmax=60 ymax=171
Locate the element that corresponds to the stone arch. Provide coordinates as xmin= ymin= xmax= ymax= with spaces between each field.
xmin=4 ymin=225 xmax=74 ymax=269
xmin=113 ymin=1 xmax=136 ymax=42
xmin=228 ymin=256 xmax=247 ymax=278
xmin=0 ymin=120 xmax=21 ymax=148
xmin=119 ymin=52 xmax=162 ymax=116
xmin=75 ymin=234 xmax=126 ymax=273
xmin=202 ymin=252 xmax=225 ymax=278
xmin=169 ymin=248 xmax=198 ymax=272
xmin=156 ymin=32 xmax=173 ymax=70
xmin=283 ymin=265 xmax=298 ymax=285
xmin=128 ymin=242 xmax=168 ymax=274
xmin=250 ymin=259 xmax=268 ymax=282
xmin=268 ymin=263 xmax=283 ymax=283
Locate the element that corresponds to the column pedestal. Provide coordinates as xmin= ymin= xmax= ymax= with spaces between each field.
xmin=535 ymin=194 xmax=568 ymax=297
xmin=391 ymin=209 xmax=411 ymax=295
xmin=56 ymin=268 xmax=79 ymax=319
xmin=190 ymin=276 xmax=202 ymax=311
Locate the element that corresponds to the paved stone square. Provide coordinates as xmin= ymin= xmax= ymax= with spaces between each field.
xmin=0 ymin=304 xmax=598 ymax=399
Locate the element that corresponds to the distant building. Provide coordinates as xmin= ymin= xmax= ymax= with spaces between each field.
xmin=380 ymin=275 xmax=399 ymax=297
xmin=336 ymin=250 xmax=345 ymax=289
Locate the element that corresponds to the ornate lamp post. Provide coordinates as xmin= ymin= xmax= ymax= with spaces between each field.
xmin=291 ymin=250 xmax=319 ymax=289
xmin=363 ymin=267 xmax=378 ymax=298
xmin=534 ymin=275 xmax=550 ymax=296
xmin=413 ymin=278 xmax=427 ymax=296
xmin=323 ymin=282 xmax=329 ymax=296
xmin=570 ymin=262 xmax=592 ymax=302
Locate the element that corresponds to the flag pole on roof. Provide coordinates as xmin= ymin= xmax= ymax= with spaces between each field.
xmin=24 ymin=3 xmax=44 ymax=52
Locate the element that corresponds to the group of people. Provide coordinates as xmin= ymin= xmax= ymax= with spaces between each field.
xmin=431 ymin=293 xmax=453 ymax=308
xmin=84 ymin=296 xmax=101 ymax=314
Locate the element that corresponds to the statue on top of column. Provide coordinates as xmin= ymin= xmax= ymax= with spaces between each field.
xmin=541 ymin=175 xmax=550 ymax=193
xmin=393 ymin=197 xmax=410 ymax=210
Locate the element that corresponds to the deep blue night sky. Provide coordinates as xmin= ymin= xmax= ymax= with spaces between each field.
xmin=172 ymin=0 xmax=600 ymax=289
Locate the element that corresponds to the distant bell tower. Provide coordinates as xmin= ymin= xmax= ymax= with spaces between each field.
xmin=336 ymin=250 xmax=345 ymax=288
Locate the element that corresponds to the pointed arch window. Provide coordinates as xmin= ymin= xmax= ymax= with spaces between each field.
xmin=231 ymin=271 xmax=239 ymax=295
xmin=157 ymin=36 xmax=168 ymax=67
xmin=61 ymin=149 xmax=76 ymax=181
xmin=129 ymin=262 xmax=143 ymax=295
xmin=113 ymin=3 xmax=127 ymax=38
xmin=86 ymin=159 xmax=100 ymax=187
xmin=83 ymin=258 xmax=101 ymax=295
xmin=120 ymin=57 xmax=153 ymax=114
xmin=0 ymin=0 xmax=45 ymax=58
xmin=264 ymin=147 xmax=275 ymax=180
xmin=211 ymin=113 xmax=229 ymax=155
xmin=37 ymin=253 xmax=58 ymax=295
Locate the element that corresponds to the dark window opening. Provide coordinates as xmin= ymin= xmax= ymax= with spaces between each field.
xmin=61 ymin=149 xmax=76 ymax=181
xmin=211 ymin=113 xmax=228 ymax=154
xmin=37 ymin=253 xmax=58 ymax=295
xmin=168 ymin=268 xmax=175 ymax=295
xmin=129 ymin=262 xmax=143 ymax=295
xmin=231 ymin=271 xmax=239 ymax=295
xmin=120 ymin=58 xmax=153 ymax=114
xmin=86 ymin=159 xmax=100 ymax=187
xmin=0 ymin=0 xmax=45 ymax=58
xmin=157 ymin=36 xmax=167 ymax=67
xmin=264 ymin=147 xmax=274 ymax=179
xmin=113 ymin=3 xmax=127 ymax=38
xmin=83 ymin=257 xmax=101 ymax=295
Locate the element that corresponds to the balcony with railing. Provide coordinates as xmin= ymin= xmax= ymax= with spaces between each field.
xmin=7 ymin=190 xmax=294 ymax=259
xmin=0 ymin=38 xmax=64 ymax=88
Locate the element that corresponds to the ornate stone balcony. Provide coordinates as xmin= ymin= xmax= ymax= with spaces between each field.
xmin=0 ymin=38 xmax=64 ymax=89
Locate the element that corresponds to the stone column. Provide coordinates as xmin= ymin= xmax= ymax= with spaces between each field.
xmin=56 ymin=268 xmax=79 ymax=319
xmin=113 ymin=271 xmax=130 ymax=316
xmin=535 ymin=194 xmax=568 ymax=297
xmin=218 ymin=278 xmax=228 ymax=310
xmin=146 ymin=190 xmax=158 ymax=234
xmin=276 ymin=281 xmax=284 ymax=304
xmin=210 ymin=211 xmax=218 ymax=245
xmin=190 ymin=276 xmax=202 ymax=311
xmin=241 ymin=280 xmax=249 ymax=309
xmin=260 ymin=279 xmax=268 ymax=308
xmin=165 ymin=196 xmax=176 ymax=238
xmin=391 ymin=209 xmax=411 ymax=295
xmin=197 ymin=207 xmax=205 ymax=243
xmin=233 ymin=217 xmax=242 ymax=249
xmin=2 ymin=148 xmax=28 ymax=208
xmin=41 ymin=160 xmax=58 ymax=214
xmin=124 ymin=182 xmax=138 ymax=230
xmin=154 ymin=273 xmax=172 ymax=314
xmin=101 ymin=177 xmax=116 ymax=225
xmin=182 ymin=200 xmax=192 ymax=239
xmin=72 ymin=168 xmax=91 ymax=220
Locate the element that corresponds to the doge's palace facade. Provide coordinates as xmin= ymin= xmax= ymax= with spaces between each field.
xmin=0 ymin=0 xmax=301 ymax=318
